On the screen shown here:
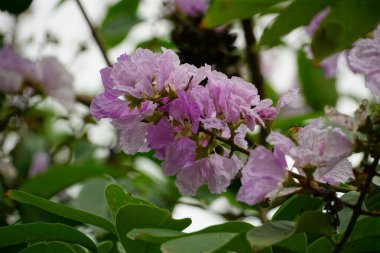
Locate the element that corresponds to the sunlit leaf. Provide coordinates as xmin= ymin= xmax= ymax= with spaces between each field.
xmin=260 ymin=0 xmax=329 ymax=48
xmin=20 ymin=162 xmax=121 ymax=198
xmin=311 ymin=0 xmax=380 ymax=60
xmin=8 ymin=190 xmax=116 ymax=235
xmin=202 ymin=0 xmax=284 ymax=28
xmin=100 ymin=0 xmax=141 ymax=48
xmin=297 ymin=50 xmax=338 ymax=111
xmin=161 ymin=233 xmax=237 ymax=253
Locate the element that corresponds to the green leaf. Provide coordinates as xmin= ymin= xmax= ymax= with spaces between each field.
xmin=104 ymin=183 xmax=154 ymax=219
xmin=347 ymin=217 xmax=380 ymax=243
xmin=18 ymin=242 xmax=75 ymax=253
xmin=8 ymin=190 xmax=116 ymax=235
xmin=197 ymin=221 xmax=253 ymax=234
xmin=115 ymin=204 xmax=191 ymax=252
xmin=297 ymin=49 xmax=338 ymax=111
xmin=307 ymin=237 xmax=334 ymax=253
xmin=0 ymin=223 xmax=97 ymax=253
xmin=127 ymin=228 xmax=185 ymax=244
xmin=246 ymin=221 xmax=296 ymax=250
xmin=202 ymin=0 xmax=284 ymax=28
xmin=296 ymin=211 xmax=333 ymax=237
xmin=311 ymin=0 xmax=380 ymax=60
xmin=100 ymin=0 xmax=141 ymax=48
xmin=342 ymin=237 xmax=380 ymax=253
xmin=160 ymin=232 xmax=237 ymax=253
xmin=273 ymin=111 xmax=324 ymax=131
xmin=0 ymin=0 xmax=33 ymax=15
xmin=97 ymin=241 xmax=113 ymax=253
xmin=136 ymin=38 xmax=176 ymax=52
xmin=272 ymin=194 xmax=323 ymax=221
xmin=20 ymin=162 xmax=120 ymax=198
xmin=260 ymin=0 xmax=329 ymax=48
xmin=273 ymin=233 xmax=307 ymax=253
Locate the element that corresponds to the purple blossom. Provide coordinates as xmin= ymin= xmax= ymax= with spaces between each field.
xmin=90 ymin=48 xmax=297 ymax=197
xmin=0 ymin=45 xmax=75 ymax=110
xmin=38 ymin=57 xmax=75 ymax=111
xmin=347 ymin=25 xmax=380 ymax=97
xmin=174 ymin=0 xmax=209 ymax=17
xmin=267 ymin=119 xmax=353 ymax=185
xmin=0 ymin=45 xmax=37 ymax=93
xmin=176 ymin=153 xmax=242 ymax=196
xmin=237 ymin=146 xmax=288 ymax=205
xmin=29 ymin=151 xmax=50 ymax=177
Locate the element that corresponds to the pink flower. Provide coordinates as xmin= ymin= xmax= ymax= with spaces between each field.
xmin=176 ymin=153 xmax=242 ymax=196
xmin=267 ymin=119 xmax=353 ymax=185
xmin=237 ymin=146 xmax=288 ymax=205
xmin=347 ymin=25 xmax=380 ymax=98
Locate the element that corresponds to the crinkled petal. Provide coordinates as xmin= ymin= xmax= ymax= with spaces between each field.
xmin=266 ymin=132 xmax=295 ymax=154
xmin=90 ymin=93 xmax=130 ymax=120
xmin=114 ymin=119 xmax=151 ymax=154
xmin=276 ymin=88 xmax=299 ymax=114
xmin=162 ymin=137 xmax=196 ymax=176
xmin=237 ymin=146 xmax=287 ymax=205
xmin=347 ymin=38 xmax=380 ymax=75
xmin=314 ymin=159 xmax=353 ymax=185
xmin=146 ymin=117 xmax=175 ymax=158
xmin=233 ymin=124 xmax=248 ymax=149
xmin=38 ymin=57 xmax=75 ymax=111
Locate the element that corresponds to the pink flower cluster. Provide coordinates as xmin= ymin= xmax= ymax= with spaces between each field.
xmin=91 ymin=48 xmax=297 ymax=196
xmin=0 ymin=45 xmax=75 ymax=110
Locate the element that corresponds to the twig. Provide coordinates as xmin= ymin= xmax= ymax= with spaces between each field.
xmin=241 ymin=18 xmax=267 ymax=144
xmin=74 ymin=0 xmax=112 ymax=67
xmin=241 ymin=19 xmax=264 ymax=98
xmin=333 ymin=156 xmax=380 ymax=253
xmin=198 ymin=126 xmax=251 ymax=155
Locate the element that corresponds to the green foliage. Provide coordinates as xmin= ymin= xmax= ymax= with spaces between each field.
xmin=115 ymin=204 xmax=191 ymax=252
xmin=247 ymin=220 xmax=296 ymax=251
xmin=161 ymin=232 xmax=237 ymax=253
xmin=307 ymin=237 xmax=334 ymax=253
xmin=272 ymin=194 xmax=324 ymax=221
xmin=203 ymin=0 xmax=284 ymax=28
xmin=19 ymin=162 xmax=122 ymax=198
xmin=297 ymin=50 xmax=338 ymax=111
xmin=136 ymin=38 xmax=177 ymax=52
xmin=0 ymin=223 xmax=97 ymax=252
xmin=260 ymin=0 xmax=329 ymax=48
xmin=247 ymin=211 xmax=333 ymax=251
xmin=8 ymin=190 xmax=116 ymax=235
xmin=18 ymin=242 xmax=75 ymax=253
xmin=100 ymin=0 xmax=141 ymax=48
xmin=311 ymin=0 xmax=380 ymax=60
xmin=105 ymin=183 xmax=154 ymax=219
xmin=0 ymin=0 xmax=33 ymax=15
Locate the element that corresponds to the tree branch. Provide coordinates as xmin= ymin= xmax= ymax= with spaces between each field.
xmin=74 ymin=0 xmax=112 ymax=67
xmin=333 ymin=156 xmax=380 ymax=253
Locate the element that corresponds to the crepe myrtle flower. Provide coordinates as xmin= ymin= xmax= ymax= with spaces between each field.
xmin=267 ymin=119 xmax=353 ymax=185
xmin=91 ymin=48 xmax=297 ymax=196
xmin=237 ymin=146 xmax=290 ymax=205
xmin=347 ymin=24 xmax=380 ymax=98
